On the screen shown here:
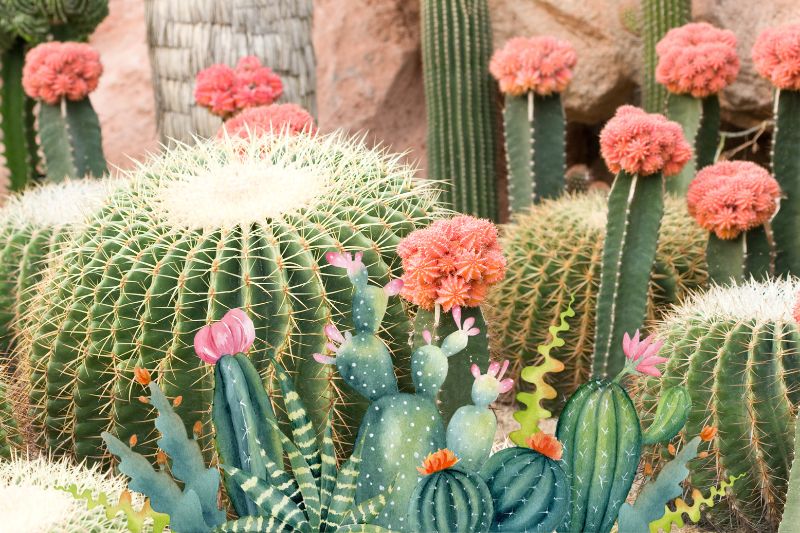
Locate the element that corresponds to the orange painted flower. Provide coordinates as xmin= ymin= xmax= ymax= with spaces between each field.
xmin=687 ymin=161 xmax=780 ymax=239
xmin=600 ymin=105 xmax=692 ymax=177
xmin=490 ymin=36 xmax=577 ymax=96
xmin=133 ymin=366 xmax=151 ymax=386
xmin=22 ymin=42 xmax=103 ymax=104
xmin=656 ymin=23 xmax=740 ymax=98
xmin=700 ymin=425 xmax=718 ymax=442
xmin=752 ymin=24 xmax=800 ymax=91
xmin=417 ymin=449 xmax=459 ymax=475
xmin=217 ymin=103 xmax=316 ymax=140
xmin=397 ymin=216 xmax=506 ymax=311
xmin=525 ymin=432 xmax=563 ymax=461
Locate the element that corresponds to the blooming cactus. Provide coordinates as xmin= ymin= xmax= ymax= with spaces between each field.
xmin=195 ymin=56 xmax=282 ymax=118
xmin=22 ymin=42 xmax=103 ymax=104
xmin=193 ymin=308 xmax=256 ymax=364
xmin=217 ymin=103 xmax=316 ymax=139
xmin=621 ymin=330 xmax=667 ymax=378
xmin=489 ymin=36 xmax=577 ymax=97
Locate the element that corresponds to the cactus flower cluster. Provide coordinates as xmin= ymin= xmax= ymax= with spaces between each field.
xmin=600 ymin=105 xmax=692 ymax=177
xmin=752 ymin=23 xmax=800 ymax=90
xmin=489 ymin=36 xmax=577 ymax=96
xmin=656 ymin=22 xmax=740 ymax=98
xmin=22 ymin=42 xmax=102 ymax=104
xmin=397 ymin=215 xmax=506 ymax=311
xmin=195 ymin=56 xmax=283 ymax=117
xmin=217 ymin=103 xmax=316 ymax=139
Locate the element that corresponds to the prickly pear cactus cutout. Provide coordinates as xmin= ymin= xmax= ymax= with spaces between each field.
xmin=315 ymin=252 xmax=479 ymax=531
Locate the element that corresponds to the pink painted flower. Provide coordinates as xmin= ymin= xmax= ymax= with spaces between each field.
xmin=623 ymin=330 xmax=667 ymax=377
xmin=397 ymin=216 xmax=506 ymax=311
xmin=194 ymin=308 xmax=256 ymax=364
xmin=470 ymin=360 xmax=514 ymax=393
xmin=656 ymin=22 xmax=740 ymax=98
xmin=687 ymin=161 xmax=780 ymax=239
xmin=325 ymin=250 xmax=403 ymax=293
xmin=752 ymin=24 xmax=800 ymax=91
xmin=489 ymin=36 xmax=577 ymax=96
xmin=194 ymin=64 xmax=238 ymax=117
xmin=232 ymin=56 xmax=283 ymax=108
xmin=452 ymin=306 xmax=482 ymax=337
xmin=22 ymin=42 xmax=102 ymax=104
xmin=217 ymin=104 xmax=316 ymax=139
xmin=599 ymin=105 xmax=692 ymax=177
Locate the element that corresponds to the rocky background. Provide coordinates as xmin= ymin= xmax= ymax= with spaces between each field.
xmin=92 ymin=0 xmax=800 ymax=175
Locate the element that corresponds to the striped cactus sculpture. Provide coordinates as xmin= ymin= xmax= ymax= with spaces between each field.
xmin=16 ymin=132 xmax=443 ymax=465
xmin=421 ymin=0 xmax=498 ymax=220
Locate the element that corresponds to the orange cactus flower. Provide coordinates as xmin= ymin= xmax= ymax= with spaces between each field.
xmin=173 ymin=395 xmax=183 ymax=408
xmin=700 ymin=425 xmax=718 ymax=442
xmin=193 ymin=420 xmax=203 ymax=437
xmin=156 ymin=449 xmax=167 ymax=466
xmin=129 ymin=434 xmax=138 ymax=447
xmin=525 ymin=432 xmax=563 ymax=461
xmin=417 ymin=449 xmax=459 ymax=475
xmin=133 ymin=366 xmax=151 ymax=386
xmin=643 ymin=462 xmax=654 ymax=476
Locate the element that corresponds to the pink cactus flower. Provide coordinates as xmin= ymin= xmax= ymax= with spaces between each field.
xmin=600 ymin=105 xmax=692 ymax=177
xmin=470 ymin=360 xmax=514 ymax=394
xmin=217 ymin=103 xmax=316 ymax=139
xmin=326 ymin=251 xmax=365 ymax=277
xmin=622 ymin=330 xmax=667 ymax=377
xmin=22 ymin=42 xmax=103 ymax=104
xmin=452 ymin=306 xmax=481 ymax=337
xmin=195 ymin=64 xmax=238 ymax=117
xmin=489 ymin=36 xmax=577 ymax=96
xmin=313 ymin=323 xmax=352 ymax=365
xmin=232 ymin=56 xmax=283 ymax=109
xmin=752 ymin=24 xmax=800 ymax=91
xmin=194 ymin=308 xmax=256 ymax=364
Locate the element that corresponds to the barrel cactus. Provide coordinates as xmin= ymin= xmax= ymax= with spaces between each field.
xmin=409 ymin=450 xmax=494 ymax=533
xmin=0 ymin=178 xmax=119 ymax=343
xmin=16 ymin=131 xmax=443 ymax=465
xmin=642 ymin=278 xmax=800 ymax=531
xmin=486 ymin=191 xmax=707 ymax=411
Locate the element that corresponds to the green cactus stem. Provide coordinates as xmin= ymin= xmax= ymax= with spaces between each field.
xmin=408 ymin=464 xmax=493 ymax=533
xmin=779 ymin=413 xmax=800 ymax=533
xmin=421 ymin=0 xmax=498 ymax=220
xmin=505 ymin=91 xmax=566 ymax=212
xmin=771 ymin=89 xmax=800 ymax=276
xmin=642 ymin=0 xmax=691 ymax=112
xmin=666 ymin=94 xmax=721 ymax=195
xmin=696 ymin=96 xmax=721 ymax=169
xmin=593 ymin=171 xmax=665 ymax=379
xmin=38 ymin=98 xmax=107 ymax=182
xmin=1 ymin=40 xmax=38 ymax=191
xmin=705 ymin=225 xmax=774 ymax=285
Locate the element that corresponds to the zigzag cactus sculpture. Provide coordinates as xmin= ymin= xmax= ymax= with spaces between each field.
xmin=421 ymin=0 xmax=498 ymax=220
xmin=17 ymin=132 xmax=442 ymax=465
xmin=641 ymin=0 xmax=690 ymax=113
xmin=314 ymin=252 xmax=480 ymax=531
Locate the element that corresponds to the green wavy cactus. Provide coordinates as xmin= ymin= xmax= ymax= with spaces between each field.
xmin=38 ymin=97 xmax=107 ymax=182
xmin=641 ymin=0 xmax=690 ymax=113
xmin=504 ymin=91 xmax=566 ymax=212
xmin=421 ymin=0 xmax=498 ymax=220
xmin=771 ymin=89 xmax=800 ymax=276
xmin=486 ymin=192 xmax=707 ymax=411
xmin=16 ymin=132 xmax=443 ymax=466
xmin=479 ymin=445 xmax=569 ymax=532
xmin=408 ymin=464 xmax=494 ymax=533
xmin=642 ymin=278 xmax=800 ymax=531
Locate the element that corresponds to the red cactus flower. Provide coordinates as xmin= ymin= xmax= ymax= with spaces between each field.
xmin=22 ymin=42 xmax=102 ymax=104
xmin=417 ymin=449 xmax=459 ymax=475
xmin=656 ymin=22 xmax=740 ymax=98
xmin=525 ymin=432 xmax=563 ymax=461
xmin=490 ymin=36 xmax=577 ymax=96
xmin=600 ymin=105 xmax=692 ymax=177
xmin=752 ymin=24 xmax=800 ymax=91
xmin=195 ymin=64 xmax=238 ymax=117
xmin=397 ymin=216 xmax=506 ymax=311
xmin=687 ymin=161 xmax=780 ymax=240
xmin=217 ymin=104 xmax=316 ymax=139
xmin=195 ymin=56 xmax=283 ymax=117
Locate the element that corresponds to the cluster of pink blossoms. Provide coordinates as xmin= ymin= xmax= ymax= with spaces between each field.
xmin=752 ymin=23 xmax=800 ymax=91
xmin=656 ymin=22 xmax=740 ymax=98
xmin=195 ymin=56 xmax=283 ymax=117
xmin=489 ymin=36 xmax=577 ymax=96
xmin=217 ymin=103 xmax=317 ymax=139
xmin=397 ymin=216 xmax=506 ymax=311
xmin=599 ymin=105 xmax=692 ymax=177
xmin=22 ymin=42 xmax=103 ymax=104
xmin=687 ymin=161 xmax=780 ymax=240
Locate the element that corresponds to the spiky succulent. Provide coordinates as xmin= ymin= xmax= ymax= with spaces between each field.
xmin=486 ymin=192 xmax=707 ymax=411
xmin=0 ymin=0 xmax=109 ymax=45
xmin=17 ymin=132 xmax=443 ymax=465
xmin=0 ymin=178 xmax=121 ymax=343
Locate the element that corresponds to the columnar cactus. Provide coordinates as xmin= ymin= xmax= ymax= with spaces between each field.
xmin=642 ymin=278 xmax=800 ymax=530
xmin=656 ymin=23 xmax=740 ymax=194
xmin=421 ymin=0 xmax=498 ymax=220
xmin=486 ymin=192 xmax=706 ymax=410
xmin=686 ymin=161 xmax=781 ymax=284
xmin=446 ymin=360 xmax=513 ymax=471
xmin=641 ymin=0 xmax=690 ymax=113
xmin=753 ymin=24 xmax=800 ymax=276
xmin=408 ymin=450 xmax=494 ymax=533
xmin=780 ymin=414 xmax=800 ymax=533
xmin=479 ymin=434 xmax=569 ymax=533
xmin=592 ymin=106 xmax=692 ymax=379
xmin=490 ymin=36 xmax=577 ymax=211
xmin=22 ymin=41 xmax=107 ymax=181
xmin=16 ymin=132 xmax=442 ymax=465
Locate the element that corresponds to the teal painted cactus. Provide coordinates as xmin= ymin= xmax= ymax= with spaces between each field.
xmin=446 ymin=360 xmax=513 ymax=471
xmin=408 ymin=453 xmax=494 ymax=533
xmin=490 ymin=36 xmax=577 ymax=211
xmin=314 ymin=252 xmax=480 ymax=531
xmin=479 ymin=437 xmax=569 ymax=533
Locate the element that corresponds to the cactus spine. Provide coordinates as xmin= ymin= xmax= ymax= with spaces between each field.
xmin=486 ymin=192 xmax=706 ymax=410
xmin=17 ymin=133 xmax=442 ymax=465
xmin=504 ymin=92 xmax=566 ymax=212
xmin=666 ymin=94 xmax=721 ymax=194
xmin=421 ymin=0 xmax=498 ymax=220
xmin=641 ymin=0 xmax=691 ymax=112
xmin=771 ymin=89 xmax=800 ymax=276
xmin=479 ymin=446 xmax=569 ymax=532
xmin=643 ymin=278 xmax=800 ymax=530
xmin=0 ymin=374 xmax=23 ymax=459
